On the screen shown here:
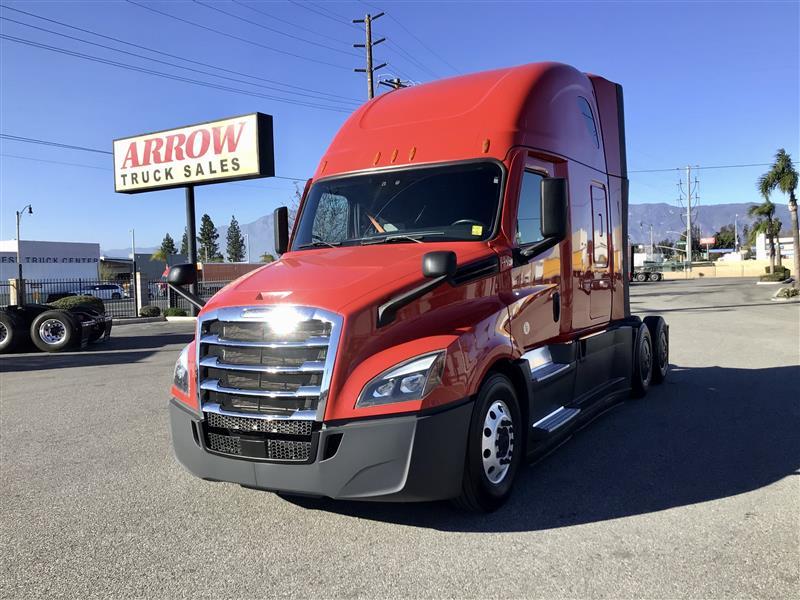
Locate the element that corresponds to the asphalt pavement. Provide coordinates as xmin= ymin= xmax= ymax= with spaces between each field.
xmin=1 ymin=278 xmax=798 ymax=599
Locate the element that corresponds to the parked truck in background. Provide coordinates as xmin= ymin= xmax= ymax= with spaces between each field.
xmin=168 ymin=62 xmax=669 ymax=511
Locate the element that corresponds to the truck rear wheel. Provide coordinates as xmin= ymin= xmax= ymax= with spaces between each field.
xmin=453 ymin=373 xmax=522 ymax=512
xmin=631 ymin=323 xmax=653 ymax=398
xmin=0 ymin=311 xmax=26 ymax=354
xmin=644 ymin=316 xmax=668 ymax=384
xmin=635 ymin=272 xmax=647 ymax=282
xmin=30 ymin=310 xmax=78 ymax=352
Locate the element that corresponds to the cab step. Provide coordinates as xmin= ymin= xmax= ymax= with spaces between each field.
xmin=531 ymin=406 xmax=581 ymax=437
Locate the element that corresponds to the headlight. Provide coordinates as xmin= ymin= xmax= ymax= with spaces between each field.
xmin=173 ymin=344 xmax=190 ymax=394
xmin=356 ymin=351 xmax=446 ymax=408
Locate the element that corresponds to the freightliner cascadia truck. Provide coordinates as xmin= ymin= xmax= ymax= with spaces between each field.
xmin=167 ymin=62 xmax=669 ymax=511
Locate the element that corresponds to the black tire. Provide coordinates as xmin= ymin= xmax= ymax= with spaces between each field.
xmin=453 ymin=373 xmax=523 ymax=512
xmin=631 ymin=323 xmax=653 ymax=398
xmin=635 ymin=272 xmax=647 ymax=282
xmin=0 ymin=310 xmax=27 ymax=354
xmin=644 ymin=316 xmax=669 ymax=384
xmin=30 ymin=310 xmax=78 ymax=352
xmin=648 ymin=272 xmax=661 ymax=282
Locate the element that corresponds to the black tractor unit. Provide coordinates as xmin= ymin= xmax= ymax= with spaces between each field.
xmin=0 ymin=297 xmax=112 ymax=354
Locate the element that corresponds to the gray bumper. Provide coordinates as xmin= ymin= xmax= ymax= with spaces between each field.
xmin=169 ymin=399 xmax=473 ymax=501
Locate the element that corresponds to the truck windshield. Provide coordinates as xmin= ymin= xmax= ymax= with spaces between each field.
xmin=292 ymin=162 xmax=503 ymax=249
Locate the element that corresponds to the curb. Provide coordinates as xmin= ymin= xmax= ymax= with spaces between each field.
xmin=112 ymin=316 xmax=166 ymax=325
xmin=165 ymin=316 xmax=198 ymax=322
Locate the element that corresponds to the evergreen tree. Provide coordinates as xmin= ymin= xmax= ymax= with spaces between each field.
xmin=197 ymin=214 xmax=220 ymax=263
xmin=180 ymin=229 xmax=188 ymax=255
xmin=260 ymin=253 xmax=275 ymax=263
xmin=160 ymin=233 xmax=177 ymax=256
xmin=226 ymin=215 xmax=246 ymax=262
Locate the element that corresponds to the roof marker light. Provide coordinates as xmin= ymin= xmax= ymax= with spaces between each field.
xmin=482 ymin=138 xmax=491 ymax=153
xmin=409 ymin=146 xmax=416 ymax=161
xmin=373 ymin=151 xmax=381 ymax=165
xmin=391 ymin=149 xmax=398 ymax=163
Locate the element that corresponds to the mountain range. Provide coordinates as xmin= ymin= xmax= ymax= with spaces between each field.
xmin=104 ymin=202 xmax=792 ymax=258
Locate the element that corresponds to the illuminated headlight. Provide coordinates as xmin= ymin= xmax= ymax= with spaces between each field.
xmin=173 ymin=344 xmax=190 ymax=394
xmin=356 ymin=351 xmax=446 ymax=408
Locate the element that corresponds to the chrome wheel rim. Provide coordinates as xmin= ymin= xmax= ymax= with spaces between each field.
xmin=481 ymin=400 xmax=514 ymax=484
xmin=0 ymin=322 xmax=7 ymax=345
xmin=39 ymin=319 xmax=67 ymax=344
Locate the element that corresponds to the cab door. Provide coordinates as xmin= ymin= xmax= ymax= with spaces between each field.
xmin=589 ymin=184 xmax=611 ymax=321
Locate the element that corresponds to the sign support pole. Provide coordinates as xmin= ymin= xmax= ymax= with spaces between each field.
xmin=185 ymin=185 xmax=198 ymax=317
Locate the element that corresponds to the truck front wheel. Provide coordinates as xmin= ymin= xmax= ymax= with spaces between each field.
xmin=454 ymin=373 xmax=522 ymax=512
xmin=30 ymin=310 xmax=78 ymax=352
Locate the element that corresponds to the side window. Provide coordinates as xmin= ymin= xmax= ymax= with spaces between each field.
xmin=312 ymin=193 xmax=350 ymax=243
xmin=578 ymin=97 xmax=600 ymax=149
xmin=516 ymin=171 xmax=544 ymax=246
xmin=591 ymin=185 xmax=609 ymax=268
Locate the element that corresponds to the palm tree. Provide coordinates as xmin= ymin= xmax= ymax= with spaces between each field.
xmin=748 ymin=201 xmax=780 ymax=273
xmin=758 ymin=149 xmax=798 ymax=286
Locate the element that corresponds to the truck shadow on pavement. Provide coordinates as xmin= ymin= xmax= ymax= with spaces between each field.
xmin=285 ymin=364 xmax=800 ymax=531
xmin=0 ymin=331 xmax=193 ymax=372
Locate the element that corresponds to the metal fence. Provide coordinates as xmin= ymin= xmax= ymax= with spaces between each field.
xmin=1 ymin=278 xmax=136 ymax=318
xmin=142 ymin=279 xmax=231 ymax=314
xmin=1 ymin=277 xmax=232 ymax=318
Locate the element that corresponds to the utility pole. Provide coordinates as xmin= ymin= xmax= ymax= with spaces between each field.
xmin=734 ymin=213 xmax=738 ymax=252
xmin=685 ymin=165 xmax=696 ymax=273
xmin=353 ymin=12 xmax=385 ymax=99
xmin=14 ymin=204 xmax=32 ymax=306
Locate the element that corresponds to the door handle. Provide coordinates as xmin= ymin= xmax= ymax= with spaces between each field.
xmin=552 ymin=291 xmax=560 ymax=322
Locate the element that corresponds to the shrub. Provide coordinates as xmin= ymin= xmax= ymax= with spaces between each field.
xmin=139 ymin=305 xmax=161 ymax=317
xmin=49 ymin=294 xmax=105 ymax=314
xmin=760 ymin=272 xmax=790 ymax=282
xmin=765 ymin=265 xmax=790 ymax=277
xmin=775 ymin=287 xmax=799 ymax=299
xmin=163 ymin=307 xmax=188 ymax=317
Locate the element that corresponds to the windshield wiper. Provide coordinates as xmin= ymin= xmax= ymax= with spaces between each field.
xmin=296 ymin=239 xmax=340 ymax=249
xmin=360 ymin=232 xmax=446 ymax=246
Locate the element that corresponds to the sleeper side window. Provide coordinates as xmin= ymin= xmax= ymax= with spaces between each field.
xmin=516 ymin=171 xmax=545 ymax=246
xmin=578 ymin=97 xmax=600 ymax=148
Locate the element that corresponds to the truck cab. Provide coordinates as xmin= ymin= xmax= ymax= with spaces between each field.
xmin=168 ymin=62 xmax=668 ymax=511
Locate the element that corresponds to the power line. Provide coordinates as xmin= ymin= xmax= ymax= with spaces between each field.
xmin=358 ymin=0 xmax=461 ymax=75
xmin=630 ymin=162 xmax=771 ymax=174
xmin=0 ymin=4 xmax=358 ymax=102
xmin=0 ymin=153 xmax=111 ymax=170
xmin=0 ymin=135 xmax=308 ymax=181
xmin=193 ymin=0 xmax=360 ymax=58
xmin=289 ymin=0 xmax=361 ymax=30
xmin=126 ymin=0 xmax=351 ymax=71
xmin=231 ymin=0 xmax=350 ymax=46
xmin=0 ymin=15 xmax=360 ymax=108
xmin=0 ymin=34 xmax=353 ymax=112
xmin=0 ymin=133 xmax=112 ymax=155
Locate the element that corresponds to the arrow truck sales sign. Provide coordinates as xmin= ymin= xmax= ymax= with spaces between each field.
xmin=113 ymin=113 xmax=274 ymax=193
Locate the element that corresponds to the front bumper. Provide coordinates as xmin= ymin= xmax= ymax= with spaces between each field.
xmin=169 ymin=398 xmax=473 ymax=501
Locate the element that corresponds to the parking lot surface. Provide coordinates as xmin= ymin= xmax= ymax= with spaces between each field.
xmin=1 ymin=278 xmax=798 ymax=599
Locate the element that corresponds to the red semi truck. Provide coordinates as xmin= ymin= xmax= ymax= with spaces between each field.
xmin=168 ymin=62 xmax=669 ymax=511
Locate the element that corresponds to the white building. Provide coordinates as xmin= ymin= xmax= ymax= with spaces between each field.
xmin=0 ymin=240 xmax=100 ymax=281
xmin=755 ymin=233 xmax=795 ymax=262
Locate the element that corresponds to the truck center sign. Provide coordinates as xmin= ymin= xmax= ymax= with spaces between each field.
xmin=113 ymin=113 xmax=274 ymax=193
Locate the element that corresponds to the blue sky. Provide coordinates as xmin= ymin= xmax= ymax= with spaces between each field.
xmin=1 ymin=0 xmax=797 ymax=250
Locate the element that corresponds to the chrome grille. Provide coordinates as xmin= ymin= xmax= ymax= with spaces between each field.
xmin=197 ymin=305 xmax=342 ymax=422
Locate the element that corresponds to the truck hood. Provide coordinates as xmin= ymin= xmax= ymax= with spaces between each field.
xmin=202 ymin=243 xmax=494 ymax=315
